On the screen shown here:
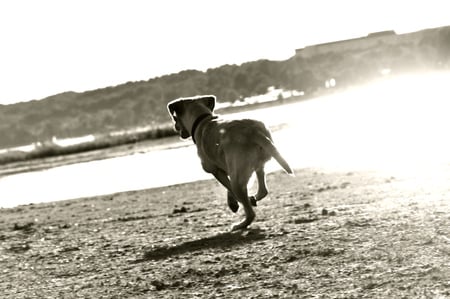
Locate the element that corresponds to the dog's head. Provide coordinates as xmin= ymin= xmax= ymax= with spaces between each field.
xmin=167 ymin=95 xmax=216 ymax=139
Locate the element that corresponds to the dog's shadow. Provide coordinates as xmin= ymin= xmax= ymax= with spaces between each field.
xmin=137 ymin=228 xmax=266 ymax=262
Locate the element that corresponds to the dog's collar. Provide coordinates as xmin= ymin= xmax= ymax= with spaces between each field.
xmin=191 ymin=113 xmax=214 ymax=144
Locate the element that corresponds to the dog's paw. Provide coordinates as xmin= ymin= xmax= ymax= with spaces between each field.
xmin=249 ymin=196 xmax=257 ymax=207
xmin=231 ymin=222 xmax=249 ymax=231
xmin=227 ymin=197 xmax=239 ymax=213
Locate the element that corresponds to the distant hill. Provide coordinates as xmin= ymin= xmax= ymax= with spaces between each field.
xmin=1 ymin=26 xmax=448 ymax=149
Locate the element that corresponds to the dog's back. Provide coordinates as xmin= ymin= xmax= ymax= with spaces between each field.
xmin=197 ymin=118 xmax=292 ymax=174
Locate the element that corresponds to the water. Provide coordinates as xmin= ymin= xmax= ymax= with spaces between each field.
xmin=1 ymin=71 xmax=449 ymax=208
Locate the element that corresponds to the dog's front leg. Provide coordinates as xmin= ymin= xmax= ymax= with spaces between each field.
xmin=211 ymin=169 xmax=240 ymax=213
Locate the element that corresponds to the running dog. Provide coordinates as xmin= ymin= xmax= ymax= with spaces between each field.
xmin=167 ymin=95 xmax=293 ymax=230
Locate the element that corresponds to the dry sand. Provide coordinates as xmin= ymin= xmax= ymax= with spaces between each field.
xmin=1 ymin=167 xmax=449 ymax=298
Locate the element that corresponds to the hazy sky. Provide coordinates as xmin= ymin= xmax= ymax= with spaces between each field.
xmin=0 ymin=0 xmax=448 ymax=104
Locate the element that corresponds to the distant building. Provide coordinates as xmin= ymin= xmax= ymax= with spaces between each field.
xmin=295 ymin=30 xmax=416 ymax=59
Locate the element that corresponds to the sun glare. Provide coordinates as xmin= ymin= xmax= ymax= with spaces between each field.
xmin=271 ymin=71 xmax=450 ymax=177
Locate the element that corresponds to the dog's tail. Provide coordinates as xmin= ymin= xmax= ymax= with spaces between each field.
xmin=255 ymin=133 xmax=294 ymax=176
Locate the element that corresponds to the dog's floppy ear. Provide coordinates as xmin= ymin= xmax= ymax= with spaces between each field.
xmin=167 ymin=100 xmax=180 ymax=121
xmin=199 ymin=95 xmax=216 ymax=112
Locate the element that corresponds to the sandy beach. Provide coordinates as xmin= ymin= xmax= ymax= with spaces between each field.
xmin=1 ymin=166 xmax=449 ymax=298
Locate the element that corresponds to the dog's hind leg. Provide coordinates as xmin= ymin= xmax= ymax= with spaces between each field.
xmin=248 ymin=167 xmax=269 ymax=207
xmin=254 ymin=167 xmax=268 ymax=201
xmin=230 ymin=172 xmax=255 ymax=231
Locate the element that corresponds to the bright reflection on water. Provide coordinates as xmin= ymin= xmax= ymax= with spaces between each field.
xmin=277 ymin=71 xmax=450 ymax=174
xmin=1 ymin=71 xmax=449 ymax=208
